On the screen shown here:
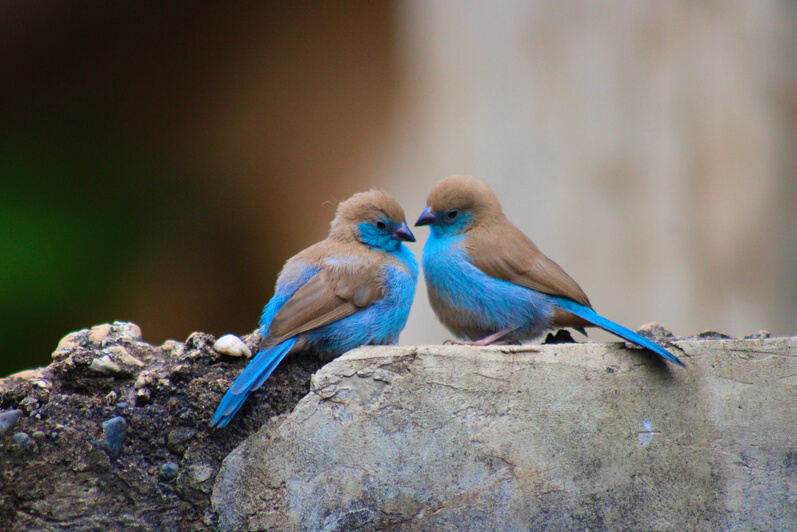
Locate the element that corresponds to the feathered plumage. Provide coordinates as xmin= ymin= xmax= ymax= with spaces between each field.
xmin=416 ymin=175 xmax=684 ymax=366
xmin=212 ymin=190 xmax=419 ymax=427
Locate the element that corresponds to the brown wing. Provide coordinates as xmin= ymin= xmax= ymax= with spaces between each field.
xmin=263 ymin=263 xmax=384 ymax=347
xmin=466 ymin=222 xmax=593 ymax=309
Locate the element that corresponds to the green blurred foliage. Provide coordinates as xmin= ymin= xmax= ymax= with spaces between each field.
xmin=1 ymin=138 xmax=169 ymax=376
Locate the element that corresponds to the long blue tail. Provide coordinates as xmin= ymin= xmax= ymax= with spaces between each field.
xmin=210 ymin=337 xmax=297 ymax=427
xmin=552 ymin=297 xmax=685 ymax=367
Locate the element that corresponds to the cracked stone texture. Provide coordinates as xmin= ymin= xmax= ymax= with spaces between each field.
xmin=213 ymin=338 xmax=797 ymax=531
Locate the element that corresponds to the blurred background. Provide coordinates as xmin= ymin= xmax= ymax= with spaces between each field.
xmin=2 ymin=1 xmax=795 ymax=377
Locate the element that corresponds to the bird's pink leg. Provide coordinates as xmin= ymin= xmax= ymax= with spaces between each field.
xmin=445 ymin=328 xmax=515 ymax=346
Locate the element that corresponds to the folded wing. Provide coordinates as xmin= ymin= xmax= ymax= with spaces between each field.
xmin=263 ymin=261 xmax=384 ymax=347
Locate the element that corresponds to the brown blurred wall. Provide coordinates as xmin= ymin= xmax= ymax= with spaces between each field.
xmin=383 ymin=0 xmax=797 ymax=346
xmin=2 ymin=1 xmax=795 ymax=377
xmin=1 ymin=2 xmax=396 ymax=375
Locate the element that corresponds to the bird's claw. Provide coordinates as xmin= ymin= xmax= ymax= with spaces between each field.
xmin=444 ymin=338 xmax=511 ymax=347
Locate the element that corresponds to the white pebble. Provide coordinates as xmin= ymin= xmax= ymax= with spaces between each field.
xmin=213 ymin=335 xmax=252 ymax=358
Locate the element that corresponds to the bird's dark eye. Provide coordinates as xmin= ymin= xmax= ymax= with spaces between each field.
xmin=375 ymin=220 xmax=387 ymax=230
xmin=446 ymin=209 xmax=459 ymax=220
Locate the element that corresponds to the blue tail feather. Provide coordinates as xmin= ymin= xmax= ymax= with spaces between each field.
xmin=552 ymin=297 xmax=685 ymax=367
xmin=210 ymin=337 xmax=297 ymax=428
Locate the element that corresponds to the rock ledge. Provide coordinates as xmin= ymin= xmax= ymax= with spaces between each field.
xmin=2 ymin=326 xmax=795 ymax=531
xmin=214 ymin=338 xmax=797 ymax=531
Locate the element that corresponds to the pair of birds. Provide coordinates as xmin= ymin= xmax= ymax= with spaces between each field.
xmin=211 ymin=176 xmax=684 ymax=427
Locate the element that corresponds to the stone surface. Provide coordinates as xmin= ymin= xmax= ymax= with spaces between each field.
xmin=213 ymin=338 xmax=797 ymax=531
xmin=0 ymin=409 xmax=23 ymax=437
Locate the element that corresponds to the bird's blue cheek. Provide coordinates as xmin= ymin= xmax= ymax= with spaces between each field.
xmin=357 ymin=222 xmax=392 ymax=251
xmin=429 ymin=213 xmax=472 ymax=238
xmin=450 ymin=212 xmax=473 ymax=233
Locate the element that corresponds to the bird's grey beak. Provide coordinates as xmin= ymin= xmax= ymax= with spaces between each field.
xmin=414 ymin=207 xmax=436 ymax=227
xmin=393 ymin=222 xmax=416 ymax=242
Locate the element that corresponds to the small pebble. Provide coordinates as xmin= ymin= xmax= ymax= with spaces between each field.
xmin=55 ymin=331 xmax=83 ymax=351
xmin=105 ymin=345 xmax=145 ymax=367
xmin=0 ymin=410 xmax=23 ymax=437
xmin=89 ymin=355 xmax=122 ymax=375
xmin=636 ymin=322 xmax=675 ymax=339
xmin=114 ymin=321 xmax=142 ymax=340
xmin=13 ymin=432 xmax=32 ymax=447
xmin=167 ymin=427 xmax=199 ymax=453
xmin=189 ymin=464 xmax=214 ymax=483
xmin=116 ymin=402 xmax=129 ymax=409
xmin=102 ymin=416 xmax=127 ymax=460
xmin=695 ymin=330 xmax=732 ymax=340
xmin=160 ymin=461 xmax=179 ymax=480
xmin=88 ymin=323 xmax=112 ymax=344
xmin=213 ymin=334 xmax=252 ymax=358
xmin=186 ymin=332 xmax=212 ymax=351
xmin=135 ymin=371 xmax=153 ymax=389
xmin=32 ymin=431 xmax=46 ymax=440
xmin=161 ymin=340 xmax=185 ymax=358
xmin=19 ymin=396 xmax=40 ymax=412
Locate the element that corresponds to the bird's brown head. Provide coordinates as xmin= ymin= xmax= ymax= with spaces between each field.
xmin=415 ymin=175 xmax=504 ymax=233
xmin=329 ymin=189 xmax=415 ymax=248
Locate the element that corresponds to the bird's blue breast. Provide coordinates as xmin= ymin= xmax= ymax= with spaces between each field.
xmin=310 ymin=245 xmax=417 ymax=351
xmin=422 ymin=229 xmax=554 ymax=341
xmin=261 ymin=246 xmax=418 ymax=354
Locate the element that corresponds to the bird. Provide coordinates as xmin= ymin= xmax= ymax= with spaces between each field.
xmin=414 ymin=175 xmax=684 ymax=367
xmin=211 ymin=189 xmax=419 ymax=427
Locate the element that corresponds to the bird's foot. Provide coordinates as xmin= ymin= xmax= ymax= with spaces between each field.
xmin=444 ymin=329 xmax=515 ymax=346
xmin=445 ymin=338 xmax=510 ymax=346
